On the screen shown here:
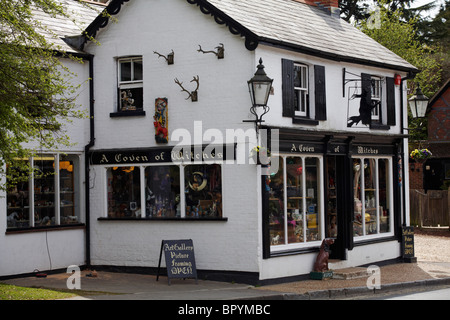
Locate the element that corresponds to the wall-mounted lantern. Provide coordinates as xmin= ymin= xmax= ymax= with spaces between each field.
xmin=408 ymin=84 xmax=429 ymax=118
xmin=244 ymin=58 xmax=273 ymax=132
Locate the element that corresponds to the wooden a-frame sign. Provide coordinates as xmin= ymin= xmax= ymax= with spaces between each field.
xmin=157 ymin=239 xmax=198 ymax=285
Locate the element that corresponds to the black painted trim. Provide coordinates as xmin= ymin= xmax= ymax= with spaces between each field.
xmin=185 ymin=0 xmax=259 ymax=50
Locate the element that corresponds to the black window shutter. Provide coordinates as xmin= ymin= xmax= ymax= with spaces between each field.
xmin=314 ymin=65 xmax=326 ymax=121
xmin=360 ymin=73 xmax=373 ymax=125
xmin=386 ymin=77 xmax=396 ymax=125
xmin=282 ymin=59 xmax=294 ymax=117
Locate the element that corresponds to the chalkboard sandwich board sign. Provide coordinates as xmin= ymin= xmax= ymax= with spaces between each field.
xmin=157 ymin=239 xmax=198 ymax=285
xmin=401 ymin=226 xmax=417 ymax=263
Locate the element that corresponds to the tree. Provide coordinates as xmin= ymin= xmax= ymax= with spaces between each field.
xmin=359 ymin=3 xmax=442 ymax=141
xmin=0 ymin=0 xmax=87 ymax=189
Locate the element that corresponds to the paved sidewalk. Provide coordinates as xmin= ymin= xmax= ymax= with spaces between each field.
xmin=2 ymin=261 xmax=450 ymax=300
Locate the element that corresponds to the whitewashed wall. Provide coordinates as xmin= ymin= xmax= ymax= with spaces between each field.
xmin=85 ymin=0 xmax=261 ymax=273
xmin=0 ymin=58 xmax=89 ymax=277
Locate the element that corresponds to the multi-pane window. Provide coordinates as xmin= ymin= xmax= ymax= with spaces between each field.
xmin=118 ymin=57 xmax=143 ymax=112
xmin=6 ymin=155 xmax=80 ymax=229
xmin=267 ymin=155 xmax=322 ymax=250
xmin=353 ymin=157 xmax=392 ymax=237
xmin=293 ymin=63 xmax=309 ymax=117
xmin=106 ymin=164 xmax=222 ymax=219
xmin=370 ymin=76 xmax=382 ymax=121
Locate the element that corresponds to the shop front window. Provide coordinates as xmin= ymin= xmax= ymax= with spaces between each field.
xmin=145 ymin=166 xmax=180 ymax=218
xmin=353 ymin=157 xmax=392 ymax=238
xmin=6 ymin=161 xmax=30 ymax=229
xmin=6 ymin=154 xmax=81 ymax=230
xmin=268 ymin=155 xmax=322 ymax=250
xmin=107 ymin=167 xmax=141 ymax=218
xmin=184 ymin=164 xmax=222 ymax=218
xmin=105 ymin=164 xmax=223 ymax=219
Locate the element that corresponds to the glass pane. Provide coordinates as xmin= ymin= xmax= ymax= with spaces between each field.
xmin=107 ymin=167 xmax=141 ymax=218
xmin=6 ymin=161 xmax=30 ymax=229
xmin=120 ymin=61 xmax=132 ymax=82
xmin=34 ymin=157 xmax=56 ymax=227
xmin=286 ymin=157 xmax=303 ymax=244
xmin=133 ymin=60 xmax=143 ymax=81
xmin=145 ymin=166 xmax=180 ymax=218
xmin=305 ymin=157 xmax=320 ymax=242
xmin=60 ymin=156 xmax=79 ymax=225
xmin=353 ymin=159 xmax=363 ymax=236
xmin=268 ymin=157 xmax=284 ymax=246
xmin=364 ymin=159 xmax=377 ymax=235
xmin=326 ymin=157 xmax=337 ymax=238
xmin=184 ymin=164 xmax=222 ymax=218
xmin=379 ymin=159 xmax=390 ymax=233
xmin=119 ymin=87 xmax=143 ymax=111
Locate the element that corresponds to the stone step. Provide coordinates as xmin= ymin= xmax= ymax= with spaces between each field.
xmin=332 ymin=267 xmax=369 ymax=280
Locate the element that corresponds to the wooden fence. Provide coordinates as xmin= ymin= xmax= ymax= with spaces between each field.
xmin=410 ymin=189 xmax=449 ymax=227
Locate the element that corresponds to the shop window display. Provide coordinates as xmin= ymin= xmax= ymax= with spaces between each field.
xmin=184 ymin=164 xmax=222 ymax=218
xmin=353 ymin=157 xmax=392 ymax=237
xmin=6 ymin=162 xmax=30 ymax=229
xmin=268 ymin=155 xmax=321 ymax=249
xmin=107 ymin=167 xmax=141 ymax=218
xmin=145 ymin=166 xmax=180 ymax=218
xmin=6 ymin=155 xmax=80 ymax=230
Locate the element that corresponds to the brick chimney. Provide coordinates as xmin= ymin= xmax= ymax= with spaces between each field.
xmin=292 ymin=0 xmax=340 ymax=16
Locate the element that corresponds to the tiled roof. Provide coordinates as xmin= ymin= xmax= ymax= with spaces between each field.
xmin=31 ymin=0 xmax=105 ymax=54
xmin=33 ymin=0 xmax=417 ymax=71
xmin=202 ymin=0 xmax=417 ymax=71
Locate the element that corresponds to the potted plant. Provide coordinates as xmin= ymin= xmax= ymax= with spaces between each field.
xmin=410 ymin=148 xmax=432 ymax=164
xmin=250 ymin=146 xmax=271 ymax=165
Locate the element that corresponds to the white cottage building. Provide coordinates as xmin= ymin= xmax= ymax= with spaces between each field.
xmin=1 ymin=0 xmax=418 ymax=284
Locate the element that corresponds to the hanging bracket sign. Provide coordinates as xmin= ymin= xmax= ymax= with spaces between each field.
xmin=157 ymin=239 xmax=198 ymax=285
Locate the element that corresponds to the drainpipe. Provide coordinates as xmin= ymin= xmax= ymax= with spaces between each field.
xmin=84 ymin=54 xmax=95 ymax=267
xmin=400 ymin=71 xmax=416 ymax=228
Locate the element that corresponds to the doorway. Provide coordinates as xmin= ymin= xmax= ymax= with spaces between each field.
xmin=325 ymin=156 xmax=347 ymax=260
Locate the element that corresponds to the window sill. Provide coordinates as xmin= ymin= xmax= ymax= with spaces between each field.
xmin=5 ymin=223 xmax=85 ymax=235
xmin=292 ymin=117 xmax=319 ymax=126
xmin=110 ymin=110 xmax=146 ymax=118
xmin=98 ymin=217 xmax=228 ymax=222
xmin=370 ymin=123 xmax=391 ymax=130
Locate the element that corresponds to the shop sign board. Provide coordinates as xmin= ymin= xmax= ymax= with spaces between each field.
xmin=90 ymin=144 xmax=234 ymax=165
xmin=401 ymin=226 xmax=415 ymax=260
xmin=157 ymin=239 xmax=198 ymax=285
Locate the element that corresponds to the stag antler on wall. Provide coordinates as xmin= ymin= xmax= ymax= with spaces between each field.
xmin=153 ymin=50 xmax=174 ymax=65
xmin=174 ymin=76 xmax=200 ymax=102
xmin=197 ymin=43 xmax=224 ymax=59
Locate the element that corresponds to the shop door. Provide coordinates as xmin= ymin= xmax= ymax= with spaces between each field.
xmin=325 ymin=156 xmax=347 ymax=260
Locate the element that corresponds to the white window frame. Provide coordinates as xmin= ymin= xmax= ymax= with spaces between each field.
xmin=270 ymin=154 xmax=324 ymax=253
xmin=117 ymin=56 xmax=143 ymax=111
xmin=352 ymin=156 xmax=394 ymax=242
xmin=103 ymin=163 xmax=224 ymax=219
xmin=370 ymin=76 xmax=382 ymax=122
xmin=6 ymin=153 xmax=81 ymax=229
xmin=294 ymin=63 xmax=309 ymax=117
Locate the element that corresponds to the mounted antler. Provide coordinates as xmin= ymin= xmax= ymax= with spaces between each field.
xmin=153 ymin=50 xmax=174 ymax=65
xmin=174 ymin=76 xmax=199 ymax=102
xmin=197 ymin=43 xmax=224 ymax=59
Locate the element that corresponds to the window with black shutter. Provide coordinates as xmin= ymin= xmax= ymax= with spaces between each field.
xmin=282 ymin=59 xmax=326 ymax=125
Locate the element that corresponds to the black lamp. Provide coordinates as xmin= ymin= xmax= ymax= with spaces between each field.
xmin=408 ymin=84 xmax=429 ymax=118
xmin=244 ymin=58 xmax=273 ymax=132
